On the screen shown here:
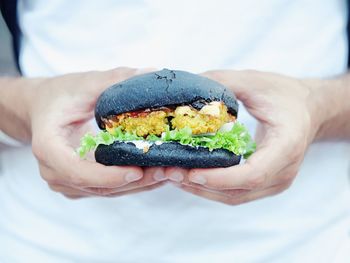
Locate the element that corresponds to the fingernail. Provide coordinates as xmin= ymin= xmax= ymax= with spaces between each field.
xmin=125 ymin=173 xmax=142 ymax=183
xmin=169 ymin=172 xmax=184 ymax=183
xmin=190 ymin=174 xmax=206 ymax=185
xmin=153 ymin=169 xmax=166 ymax=182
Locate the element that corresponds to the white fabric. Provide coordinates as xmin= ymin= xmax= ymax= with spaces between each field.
xmin=0 ymin=0 xmax=349 ymax=262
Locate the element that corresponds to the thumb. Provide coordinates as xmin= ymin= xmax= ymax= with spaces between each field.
xmin=201 ymin=70 xmax=258 ymax=103
xmin=87 ymin=67 xmax=157 ymax=97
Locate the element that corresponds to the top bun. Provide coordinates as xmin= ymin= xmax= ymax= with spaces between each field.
xmin=95 ymin=69 xmax=238 ymax=129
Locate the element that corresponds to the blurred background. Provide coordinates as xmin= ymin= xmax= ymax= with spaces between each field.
xmin=0 ymin=15 xmax=18 ymax=76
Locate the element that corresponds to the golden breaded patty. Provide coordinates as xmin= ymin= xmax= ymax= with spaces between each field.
xmin=106 ymin=110 xmax=168 ymax=137
xmin=104 ymin=102 xmax=235 ymax=136
xmin=171 ymin=102 xmax=234 ymax=134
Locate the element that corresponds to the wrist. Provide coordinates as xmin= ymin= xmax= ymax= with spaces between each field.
xmin=0 ymin=77 xmax=43 ymax=142
xmin=305 ymin=76 xmax=349 ymax=141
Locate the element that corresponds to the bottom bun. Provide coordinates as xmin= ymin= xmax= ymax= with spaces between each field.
xmin=95 ymin=141 xmax=241 ymax=168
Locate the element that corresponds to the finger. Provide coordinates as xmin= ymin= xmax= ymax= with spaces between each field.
xmin=165 ymin=167 xmax=188 ymax=183
xmin=105 ymin=181 xmax=167 ymax=198
xmin=170 ymin=166 xmax=292 ymax=198
xmin=165 ymin=167 xmax=243 ymax=194
xmin=172 ymin=182 xmax=249 ymax=204
xmin=84 ymin=67 xmax=137 ymax=97
xmin=36 ymin=140 xmax=144 ymax=188
xmin=201 ymin=70 xmax=270 ymax=101
xmin=144 ymin=167 xmax=167 ymax=182
xmin=201 ymin=70 xmax=250 ymax=99
xmin=68 ymin=180 xmax=166 ymax=198
xmin=43 ymin=165 xmax=165 ymax=196
xmin=177 ymin=181 xmax=249 ymax=197
xmin=184 ymin=134 xmax=293 ymax=191
xmin=134 ymin=67 xmax=158 ymax=75
xmin=166 ymin=167 xmax=251 ymax=197
xmin=167 ymin=128 xmax=296 ymax=191
xmin=49 ymin=179 xmax=166 ymax=199
xmin=225 ymin=181 xmax=292 ymax=205
xmin=64 ymin=181 xmax=167 ymax=199
xmin=87 ymin=67 xmax=157 ymax=97
xmin=201 ymin=70 xmax=300 ymax=126
xmin=82 ymin=167 xmax=166 ymax=195
xmin=49 ymin=183 xmax=91 ymax=197
xmin=176 ymin=181 xmax=290 ymax=205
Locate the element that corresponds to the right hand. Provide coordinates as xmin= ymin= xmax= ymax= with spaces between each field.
xmin=166 ymin=70 xmax=319 ymax=205
xmin=27 ymin=68 xmax=166 ymax=199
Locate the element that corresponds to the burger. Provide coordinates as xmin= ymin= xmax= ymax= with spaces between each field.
xmin=77 ymin=69 xmax=255 ymax=168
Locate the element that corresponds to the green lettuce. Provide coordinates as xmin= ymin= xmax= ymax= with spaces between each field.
xmin=77 ymin=123 xmax=256 ymax=159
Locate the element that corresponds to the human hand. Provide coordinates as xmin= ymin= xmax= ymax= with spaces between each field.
xmin=28 ymin=68 xmax=166 ymax=199
xmin=165 ymin=70 xmax=321 ymax=205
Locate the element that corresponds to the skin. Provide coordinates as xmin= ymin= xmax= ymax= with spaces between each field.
xmin=1 ymin=69 xmax=349 ymax=203
xmin=165 ymin=70 xmax=350 ymax=205
xmin=0 ymin=67 xmax=166 ymax=199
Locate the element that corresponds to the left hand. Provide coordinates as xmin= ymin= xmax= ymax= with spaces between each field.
xmin=165 ymin=70 xmax=321 ymax=205
xmin=29 ymin=67 xmax=166 ymax=199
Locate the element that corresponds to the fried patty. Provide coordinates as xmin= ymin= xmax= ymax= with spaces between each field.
xmin=103 ymin=102 xmax=235 ymax=137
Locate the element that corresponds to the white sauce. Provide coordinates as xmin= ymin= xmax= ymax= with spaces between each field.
xmin=129 ymin=140 xmax=153 ymax=150
xmin=128 ymin=140 xmax=163 ymax=151
xmin=155 ymin=141 xmax=163 ymax=145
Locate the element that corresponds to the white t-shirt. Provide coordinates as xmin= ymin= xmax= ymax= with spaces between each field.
xmin=1 ymin=0 xmax=350 ymax=262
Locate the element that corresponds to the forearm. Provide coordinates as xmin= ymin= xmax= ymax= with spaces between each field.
xmin=0 ymin=77 xmax=38 ymax=142
xmin=309 ymin=74 xmax=350 ymax=140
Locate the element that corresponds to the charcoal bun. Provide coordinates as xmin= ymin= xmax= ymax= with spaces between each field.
xmin=95 ymin=141 xmax=241 ymax=168
xmin=95 ymin=69 xmax=238 ymax=129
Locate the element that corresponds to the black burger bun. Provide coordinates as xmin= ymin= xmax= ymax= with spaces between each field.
xmin=95 ymin=69 xmax=238 ymax=129
xmin=95 ymin=142 xmax=241 ymax=168
xmin=94 ymin=69 xmax=241 ymax=168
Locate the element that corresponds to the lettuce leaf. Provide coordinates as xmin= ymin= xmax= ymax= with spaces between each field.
xmin=77 ymin=127 xmax=143 ymax=158
xmin=77 ymin=123 xmax=256 ymax=159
